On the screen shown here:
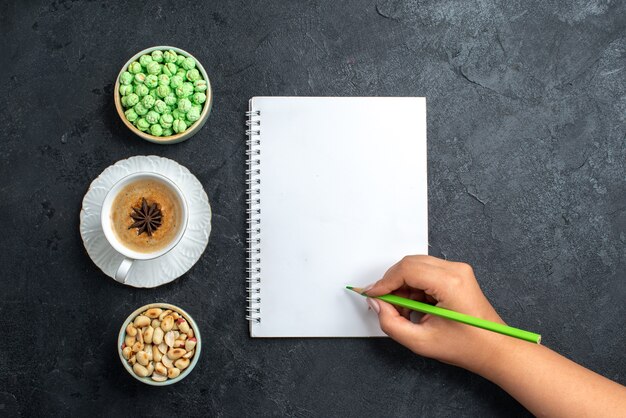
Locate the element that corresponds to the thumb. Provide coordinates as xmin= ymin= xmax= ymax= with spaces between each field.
xmin=371 ymin=298 xmax=425 ymax=347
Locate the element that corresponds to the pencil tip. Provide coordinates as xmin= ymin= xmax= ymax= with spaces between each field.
xmin=345 ymin=285 xmax=354 ymax=290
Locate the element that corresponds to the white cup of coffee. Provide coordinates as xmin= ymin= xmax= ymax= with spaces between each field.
xmin=100 ymin=172 xmax=189 ymax=283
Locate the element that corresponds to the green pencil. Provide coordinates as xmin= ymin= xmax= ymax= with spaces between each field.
xmin=346 ymin=286 xmax=541 ymax=344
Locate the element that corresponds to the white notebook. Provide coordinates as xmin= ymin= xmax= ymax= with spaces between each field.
xmin=246 ymin=97 xmax=428 ymax=337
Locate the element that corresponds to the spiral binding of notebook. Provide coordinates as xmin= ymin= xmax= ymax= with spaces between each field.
xmin=246 ymin=109 xmax=262 ymax=323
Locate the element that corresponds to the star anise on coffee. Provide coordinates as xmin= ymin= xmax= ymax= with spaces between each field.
xmin=129 ymin=198 xmax=162 ymax=236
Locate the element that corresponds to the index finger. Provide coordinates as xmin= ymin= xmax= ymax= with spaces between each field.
xmin=365 ymin=256 xmax=450 ymax=300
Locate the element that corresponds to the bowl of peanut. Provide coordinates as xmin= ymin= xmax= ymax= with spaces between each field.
xmin=118 ymin=303 xmax=201 ymax=385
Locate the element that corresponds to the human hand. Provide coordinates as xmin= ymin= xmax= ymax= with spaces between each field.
xmin=364 ymin=255 xmax=506 ymax=372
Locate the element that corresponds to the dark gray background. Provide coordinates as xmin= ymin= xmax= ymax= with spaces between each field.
xmin=1 ymin=0 xmax=624 ymax=416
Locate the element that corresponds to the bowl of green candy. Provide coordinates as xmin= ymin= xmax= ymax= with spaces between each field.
xmin=115 ymin=46 xmax=212 ymax=144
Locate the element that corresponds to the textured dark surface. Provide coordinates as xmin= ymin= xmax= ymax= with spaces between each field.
xmin=1 ymin=0 xmax=625 ymax=416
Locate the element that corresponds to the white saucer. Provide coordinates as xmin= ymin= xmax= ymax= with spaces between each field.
xmin=80 ymin=155 xmax=211 ymax=288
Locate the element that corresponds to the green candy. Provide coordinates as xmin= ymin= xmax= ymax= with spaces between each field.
xmin=176 ymin=68 xmax=187 ymax=78
xmin=145 ymin=74 xmax=158 ymax=88
xmin=170 ymin=75 xmax=183 ymax=88
xmin=162 ymin=106 xmax=172 ymax=114
xmin=186 ymin=106 xmax=201 ymax=122
xmin=186 ymin=68 xmax=200 ymax=81
xmin=150 ymin=123 xmax=163 ymax=136
xmin=159 ymin=113 xmax=174 ymax=128
xmin=162 ymin=62 xmax=177 ymax=77
xmin=134 ymin=84 xmax=149 ymax=97
xmin=145 ymin=110 xmax=160 ymax=124
xmin=173 ymin=119 xmax=187 ymax=133
xmin=134 ymin=102 xmax=148 ymax=116
xmin=164 ymin=93 xmax=177 ymax=106
xmin=153 ymin=99 xmax=167 ymax=114
xmin=181 ymin=57 xmax=196 ymax=70
xmin=175 ymin=82 xmax=194 ymax=98
xmin=194 ymin=80 xmax=207 ymax=92
xmin=139 ymin=54 xmax=153 ymax=67
xmin=125 ymin=93 xmax=139 ymax=107
xmin=141 ymin=94 xmax=155 ymax=109
xmin=136 ymin=118 xmax=150 ymax=131
xmin=162 ymin=127 xmax=174 ymax=136
xmin=124 ymin=108 xmax=138 ymax=122
xmin=156 ymin=85 xmax=171 ymax=98
xmin=172 ymin=109 xmax=184 ymax=120
xmin=151 ymin=50 xmax=164 ymax=63
xmin=149 ymin=89 xmax=159 ymax=100
xmin=146 ymin=61 xmax=161 ymax=75
xmin=120 ymin=71 xmax=133 ymax=85
xmin=134 ymin=73 xmax=146 ymax=84
xmin=176 ymin=55 xmax=186 ymax=66
xmin=177 ymin=98 xmax=192 ymax=113
xmin=119 ymin=84 xmax=133 ymax=96
xmin=192 ymin=92 xmax=206 ymax=104
xmin=158 ymin=74 xmax=170 ymax=86
xmin=128 ymin=61 xmax=142 ymax=74
xmin=120 ymin=96 xmax=128 ymax=107
xmin=164 ymin=50 xmax=178 ymax=63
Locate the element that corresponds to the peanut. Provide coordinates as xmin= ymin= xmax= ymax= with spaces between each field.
xmin=161 ymin=355 xmax=174 ymax=369
xmin=185 ymin=338 xmax=197 ymax=351
xmin=151 ymin=374 xmax=167 ymax=382
xmin=178 ymin=319 xmax=190 ymax=334
xmin=133 ymin=315 xmax=150 ymax=328
xmin=174 ymin=358 xmax=190 ymax=370
xmin=124 ymin=335 xmax=136 ymax=347
xmin=152 ymin=327 xmax=164 ymax=345
xmin=137 ymin=351 xmax=150 ymax=366
xmin=168 ymin=368 xmax=181 ymax=379
xmin=160 ymin=315 xmax=174 ymax=332
xmin=133 ymin=363 xmax=149 ymax=377
xmin=122 ymin=346 xmax=132 ymax=360
xmin=154 ymin=362 xmax=167 ymax=376
xmin=158 ymin=309 xmax=172 ymax=321
xmin=131 ymin=341 xmax=144 ymax=353
xmin=167 ymin=348 xmax=186 ymax=360
xmin=146 ymin=362 xmax=154 ymax=376
xmin=152 ymin=344 xmax=162 ymax=363
xmin=164 ymin=331 xmax=176 ymax=348
xmin=145 ymin=344 xmax=153 ymax=360
xmin=126 ymin=324 xmax=137 ymax=337
xmin=145 ymin=308 xmax=163 ymax=319
xmin=143 ymin=326 xmax=154 ymax=344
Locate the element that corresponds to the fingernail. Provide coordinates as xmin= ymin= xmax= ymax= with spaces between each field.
xmin=362 ymin=284 xmax=374 ymax=295
xmin=367 ymin=298 xmax=380 ymax=314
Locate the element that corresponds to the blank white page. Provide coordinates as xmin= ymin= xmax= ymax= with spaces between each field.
xmin=249 ymin=97 xmax=427 ymax=337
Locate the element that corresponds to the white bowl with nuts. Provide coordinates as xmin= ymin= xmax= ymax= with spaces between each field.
xmin=118 ymin=303 xmax=201 ymax=385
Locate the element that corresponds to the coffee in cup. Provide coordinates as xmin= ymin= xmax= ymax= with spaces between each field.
xmin=101 ymin=172 xmax=189 ymax=283
xmin=110 ymin=178 xmax=183 ymax=253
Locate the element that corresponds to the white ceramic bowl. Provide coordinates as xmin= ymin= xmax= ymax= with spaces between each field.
xmin=114 ymin=46 xmax=213 ymax=144
xmin=118 ymin=303 xmax=201 ymax=386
